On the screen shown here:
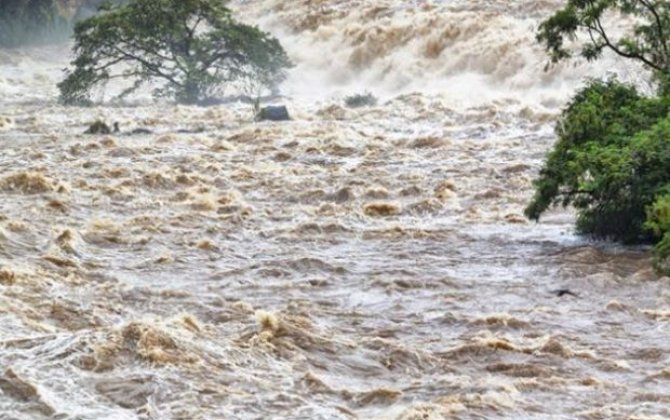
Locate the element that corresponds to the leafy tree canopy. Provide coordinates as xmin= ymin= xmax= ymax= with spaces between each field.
xmin=529 ymin=1 xmax=670 ymax=274
xmin=525 ymin=80 xmax=670 ymax=233
xmin=525 ymin=80 xmax=670 ymax=272
xmin=58 ymin=0 xmax=292 ymax=105
xmin=537 ymin=0 xmax=670 ymax=88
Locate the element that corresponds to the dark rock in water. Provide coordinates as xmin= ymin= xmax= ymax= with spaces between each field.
xmin=344 ymin=92 xmax=378 ymax=108
xmin=176 ymin=127 xmax=206 ymax=134
xmin=131 ymin=128 xmax=153 ymax=135
xmin=257 ymin=105 xmax=290 ymax=122
xmin=553 ymin=289 xmax=579 ymax=298
xmin=84 ymin=120 xmax=119 ymax=135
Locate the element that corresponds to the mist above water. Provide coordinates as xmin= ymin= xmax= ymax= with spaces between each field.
xmin=232 ymin=0 xmax=648 ymax=108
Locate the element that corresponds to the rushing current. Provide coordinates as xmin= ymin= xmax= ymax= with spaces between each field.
xmin=1 ymin=1 xmax=669 ymax=419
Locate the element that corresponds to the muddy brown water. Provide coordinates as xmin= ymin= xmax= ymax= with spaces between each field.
xmin=1 ymin=1 xmax=670 ymax=419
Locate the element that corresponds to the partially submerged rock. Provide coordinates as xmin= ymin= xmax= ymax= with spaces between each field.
xmin=256 ymin=105 xmax=290 ymax=122
xmin=344 ymin=92 xmax=378 ymax=108
xmin=84 ymin=120 xmax=119 ymax=135
xmin=131 ymin=127 xmax=153 ymax=135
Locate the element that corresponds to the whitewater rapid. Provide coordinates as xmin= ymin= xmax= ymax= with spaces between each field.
xmin=1 ymin=1 xmax=669 ymax=419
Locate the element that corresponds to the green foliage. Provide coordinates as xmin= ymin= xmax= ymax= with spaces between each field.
xmin=0 ymin=0 xmax=70 ymax=48
xmin=526 ymin=79 xmax=670 ymax=262
xmin=344 ymin=92 xmax=378 ymax=108
xmin=646 ymin=194 xmax=670 ymax=274
xmin=538 ymin=1 xmax=670 ymax=74
xmin=532 ymin=1 xmax=670 ymax=273
xmin=524 ymin=80 xmax=670 ymax=235
xmin=58 ymin=0 xmax=292 ymax=105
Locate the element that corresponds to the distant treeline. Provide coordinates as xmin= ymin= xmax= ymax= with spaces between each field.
xmin=0 ymin=0 xmax=126 ymax=48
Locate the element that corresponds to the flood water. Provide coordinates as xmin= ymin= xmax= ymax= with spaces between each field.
xmin=1 ymin=1 xmax=670 ymax=419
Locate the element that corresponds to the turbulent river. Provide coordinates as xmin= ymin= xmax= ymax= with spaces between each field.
xmin=1 ymin=1 xmax=670 ymax=419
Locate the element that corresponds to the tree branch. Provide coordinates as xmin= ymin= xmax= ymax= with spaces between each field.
xmin=639 ymin=0 xmax=669 ymax=65
xmin=587 ymin=15 xmax=665 ymax=72
xmin=106 ymin=43 xmax=184 ymax=87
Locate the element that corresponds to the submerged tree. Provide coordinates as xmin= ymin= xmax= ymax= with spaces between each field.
xmin=58 ymin=0 xmax=292 ymax=105
xmin=528 ymin=1 xmax=670 ymax=274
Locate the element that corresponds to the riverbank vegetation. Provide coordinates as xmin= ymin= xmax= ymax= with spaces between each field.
xmin=0 ymin=0 xmax=71 ymax=47
xmin=527 ymin=0 xmax=670 ymax=274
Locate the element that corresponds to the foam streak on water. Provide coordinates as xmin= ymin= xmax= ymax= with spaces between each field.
xmin=0 ymin=1 xmax=669 ymax=419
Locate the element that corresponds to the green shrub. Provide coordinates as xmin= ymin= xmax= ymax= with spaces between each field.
xmin=525 ymin=79 xmax=670 ymax=254
xmin=646 ymin=195 xmax=670 ymax=275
